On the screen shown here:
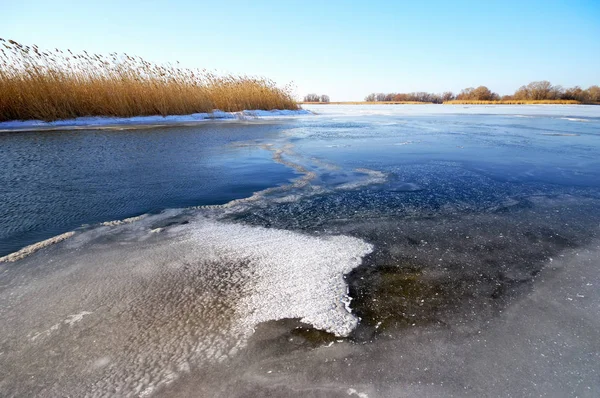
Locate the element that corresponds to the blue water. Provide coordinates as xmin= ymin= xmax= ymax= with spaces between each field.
xmin=0 ymin=122 xmax=298 ymax=256
xmin=1 ymin=105 xmax=599 ymax=258
xmin=294 ymin=109 xmax=600 ymax=187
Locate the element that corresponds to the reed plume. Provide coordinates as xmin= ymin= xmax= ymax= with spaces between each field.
xmin=0 ymin=39 xmax=298 ymax=122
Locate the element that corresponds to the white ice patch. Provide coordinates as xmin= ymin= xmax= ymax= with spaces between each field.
xmin=541 ymin=133 xmax=580 ymax=136
xmin=347 ymin=388 xmax=370 ymax=398
xmin=560 ymin=117 xmax=590 ymax=122
xmin=0 ymin=231 xmax=75 ymax=263
xmin=0 ymin=109 xmax=311 ymax=131
xmin=183 ymin=221 xmax=374 ymax=337
xmin=64 ymin=311 xmax=93 ymax=327
xmin=100 ymin=214 xmax=148 ymax=226
xmin=29 ymin=311 xmax=93 ymax=341
xmin=240 ymin=109 xmax=312 ymax=118
xmin=335 ymin=168 xmax=387 ymax=191
xmin=302 ymin=103 xmax=600 ymax=119
xmin=394 ymin=140 xmax=421 ymax=146
xmin=0 ymin=216 xmax=372 ymax=397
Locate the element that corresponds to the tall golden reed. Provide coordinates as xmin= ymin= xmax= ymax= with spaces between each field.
xmin=0 ymin=39 xmax=298 ymax=122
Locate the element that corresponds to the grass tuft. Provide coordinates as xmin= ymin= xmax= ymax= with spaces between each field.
xmin=0 ymin=39 xmax=298 ymax=122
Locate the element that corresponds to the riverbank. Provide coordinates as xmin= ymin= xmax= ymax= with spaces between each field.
xmin=0 ymin=109 xmax=312 ymax=132
xmin=301 ymin=103 xmax=600 ymax=119
xmin=301 ymin=100 xmax=599 ymax=105
xmin=444 ymin=99 xmax=598 ymax=105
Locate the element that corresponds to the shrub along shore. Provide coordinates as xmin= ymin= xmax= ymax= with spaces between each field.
xmin=0 ymin=39 xmax=298 ymax=122
xmin=444 ymin=99 xmax=590 ymax=105
xmin=299 ymin=100 xmax=600 ymax=105
xmin=363 ymin=82 xmax=600 ymax=105
xmin=301 ymin=100 xmax=597 ymax=105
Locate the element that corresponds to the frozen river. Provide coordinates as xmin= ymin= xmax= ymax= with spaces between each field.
xmin=1 ymin=104 xmax=599 ymax=397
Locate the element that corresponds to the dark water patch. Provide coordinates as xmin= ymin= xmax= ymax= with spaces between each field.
xmin=349 ymin=266 xmax=447 ymax=336
xmin=235 ymin=319 xmax=339 ymax=355
xmin=290 ymin=325 xmax=338 ymax=347
xmin=345 ymin=195 xmax=600 ymax=340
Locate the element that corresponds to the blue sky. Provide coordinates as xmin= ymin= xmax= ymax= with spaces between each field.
xmin=3 ymin=0 xmax=599 ymax=100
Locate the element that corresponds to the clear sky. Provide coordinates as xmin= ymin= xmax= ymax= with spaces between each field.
xmin=3 ymin=0 xmax=599 ymax=100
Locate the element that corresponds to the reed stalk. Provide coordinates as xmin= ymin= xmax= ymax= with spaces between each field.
xmin=0 ymin=39 xmax=297 ymax=122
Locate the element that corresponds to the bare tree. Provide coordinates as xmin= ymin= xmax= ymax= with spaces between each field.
xmin=456 ymin=87 xmax=475 ymax=100
xmin=456 ymin=86 xmax=499 ymax=100
xmin=363 ymin=91 xmax=446 ymax=103
xmin=303 ymin=93 xmax=320 ymax=102
xmin=320 ymin=94 xmax=330 ymax=103
xmin=587 ymin=85 xmax=600 ymax=102
xmin=473 ymin=86 xmax=499 ymax=100
xmin=441 ymin=92 xmax=455 ymax=102
xmin=514 ymin=81 xmax=562 ymax=100
xmin=562 ymin=86 xmax=586 ymax=101
xmin=363 ymin=83 xmax=599 ymax=104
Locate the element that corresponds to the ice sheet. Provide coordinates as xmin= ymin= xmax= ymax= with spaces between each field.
xmin=0 ymin=214 xmax=371 ymax=397
xmin=0 ymin=109 xmax=312 ymax=130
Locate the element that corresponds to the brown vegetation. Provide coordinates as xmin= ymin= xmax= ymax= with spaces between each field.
xmin=510 ymin=81 xmax=600 ymax=102
xmin=365 ymin=92 xmax=449 ymax=104
xmin=303 ymin=93 xmax=330 ymax=103
xmin=456 ymin=86 xmax=500 ymax=101
xmin=0 ymin=39 xmax=297 ymax=122
xmin=365 ymin=81 xmax=599 ymax=105
xmin=445 ymin=100 xmax=582 ymax=105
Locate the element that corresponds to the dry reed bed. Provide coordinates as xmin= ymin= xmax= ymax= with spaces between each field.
xmin=0 ymin=39 xmax=297 ymax=122
xmin=444 ymin=100 xmax=584 ymax=105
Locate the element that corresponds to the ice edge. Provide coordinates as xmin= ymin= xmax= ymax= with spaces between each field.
xmin=0 ymin=109 xmax=313 ymax=131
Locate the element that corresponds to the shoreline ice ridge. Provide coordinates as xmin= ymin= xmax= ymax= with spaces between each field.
xmin=0 ymin=109 xmax=312 ymax=130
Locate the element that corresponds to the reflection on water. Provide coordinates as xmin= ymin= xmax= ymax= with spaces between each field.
xmin=1 ymin=105 xmax=600 ymax=397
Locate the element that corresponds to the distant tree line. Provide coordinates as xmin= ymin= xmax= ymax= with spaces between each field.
xmin=364 ymin=81 xmax=600 ymax=103
xmin=456 ymin=86 xmax=499 ymax=101
xmin=303 ymin=94 xmax=330 ymax=103
xmin=507 ymin=81 xmax=600 ymax=102
xmin=364 ymin=92 xmax=454 ymax=103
